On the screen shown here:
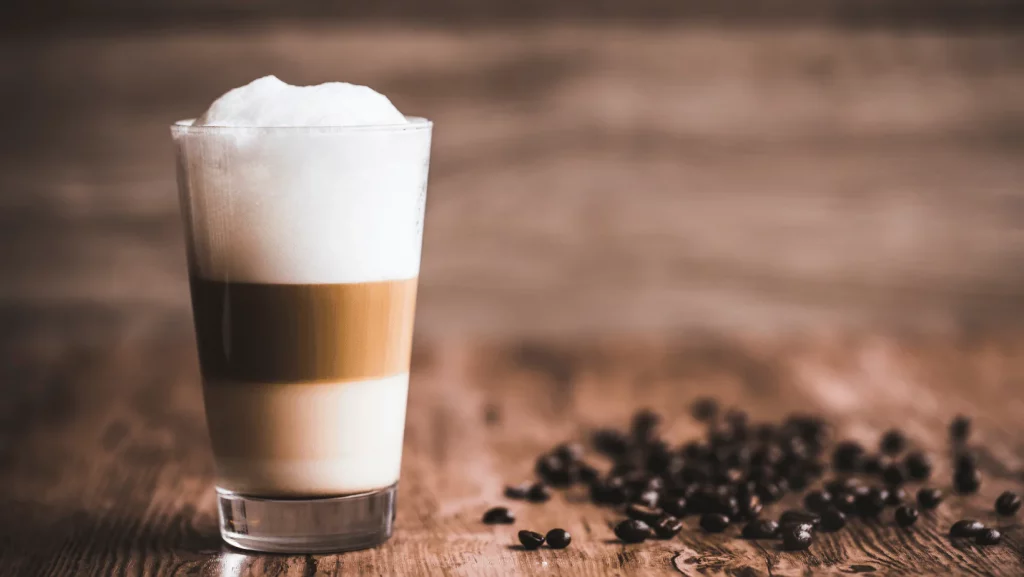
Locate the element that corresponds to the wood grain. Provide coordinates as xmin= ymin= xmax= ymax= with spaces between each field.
xmin=1 ymin=311 xmax=1022 ymax=576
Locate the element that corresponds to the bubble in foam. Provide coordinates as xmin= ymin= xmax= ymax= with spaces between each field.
xmin=193 ymin=75 xmax=407 ymax=127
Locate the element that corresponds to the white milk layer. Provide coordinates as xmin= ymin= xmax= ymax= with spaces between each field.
xmin=205 ymin=373 xmax=409 ymax=496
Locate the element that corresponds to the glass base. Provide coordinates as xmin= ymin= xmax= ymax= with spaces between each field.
xmin=217 ymin=483 xmax=397 ymax=553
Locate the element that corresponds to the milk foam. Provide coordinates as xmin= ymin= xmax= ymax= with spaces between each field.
xmin=174 ymin=78 xmax=431 ymax=285
xmin=193 ymin=76 xmax=407 ymax=127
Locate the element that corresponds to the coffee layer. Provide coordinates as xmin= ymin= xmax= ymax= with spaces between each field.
xmin=190 ymin=277 xmax=417 ymax=384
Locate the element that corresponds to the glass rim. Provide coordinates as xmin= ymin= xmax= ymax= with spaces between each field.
xmin=171 ymin=116 xmax=431 ymax=134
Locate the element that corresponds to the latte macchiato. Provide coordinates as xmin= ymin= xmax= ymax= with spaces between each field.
xmin=173 ymin=76 xmax=432 ymax=551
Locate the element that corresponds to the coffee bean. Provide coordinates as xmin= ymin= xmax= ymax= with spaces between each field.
xmin=856 ymin=489 xmax=887 ymax=518
xmin=614 ymin=519 xmax=651 ymax=544
xmin=736 ymin=494 xmax=763 ymax=520
xmin=954 ymin=469 xmax=981 ymax=495
xmin=633 ymin=489 xmax=660 ymax=509
xmin=781 ymin=524 xmax=814 ymax=551
xmin=886 ymin=486 xmax=907 ymax=506
xmin=955 ymin=452 xmax=977 ymax=475
xmin=904 ymin=451 xmax=932 ymax=480
xmin=545 ymin=528 xmax=572 ymax=549
xmin=536 ymin=454 xmax=574 ymax=487
xmin=652 ymin=515 xmax=683 ymax=539
xmin=949 ymin=415 xmax=971 ymax=444
xmin=714 ymin=495 xmax=740 ymax=519
xmin=700 ymin=513 xmax=730 ymax=533
xmin=834 ymin=493 xmax=858 ymax=514
xmin=917 ymin=488 xmax=943 ymax=510
xmin=787 ymin=472 xmax=810 ymax=491
xmin=482 ymin=506 xmax=515 ymax=524
xmin=577 ymin=462 xmax=599 ymax=483
xmin=880 ymin=430 xmax=906 ymax=455
xmin=780 ymin=510 xmax=820 ymax=528
xmin=882 ymin=463 xmax=907 ymax=486
xmin=825 ymin=477 xmax=860 ymax=496
xmin=833 ymin=441 xmax=865 ymax=473
xmin=504 ymin=483 xmax=531 ymax=500
xmin=553 ymin=442 xmax=584 ymax=463
xmin=803 ymin=490 xmax=832 ymax=514
xmin=631 ymin=409 xmax=661 ymax=443
xmin=895 ymin=506 xmax=919 ymax=527
xmin=741 ymin=519 xmax=780 ymax=539
xmin=995 ymin=491 xmax=1022 ymax=516
xmin=692 ymin=397 xmax=719 ymax=422
xmin=626 ymin=504 xmax=663 ymax=525
xmin=820 ymin=509 xmax=846 ymax=532
xmin=662 ymin=496 xmax=688 ymax=518
xmin=518 ymin=530 xmax=545 ymax=550
xmin=757 ymin=482 xmax=786 ymax=504
xmin=863 ymin=454 xmax=890 ymax=476
xmin=976 ymin=528 xmax=1002 ymax=546
xmin=527 ymin=482 xmax=552 ymax=503
xmin=949 ymin=519 xmax=985 ymax=538
xmin=593 ymin=428 xmax=629 ymax=456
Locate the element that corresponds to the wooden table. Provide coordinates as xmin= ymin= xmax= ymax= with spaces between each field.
xmin=1 ymin=23 xmax=1023 ymax=576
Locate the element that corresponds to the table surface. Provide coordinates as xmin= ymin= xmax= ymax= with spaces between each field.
xmin=1 ymin=23 xmax=1023 ymax=576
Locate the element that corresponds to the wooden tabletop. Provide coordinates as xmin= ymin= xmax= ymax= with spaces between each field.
xmin=1 ymin=23 xmax=1023 ymax=576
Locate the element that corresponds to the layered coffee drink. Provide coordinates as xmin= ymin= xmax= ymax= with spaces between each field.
xmin=172 ymin=76 xmax=432 ymax=551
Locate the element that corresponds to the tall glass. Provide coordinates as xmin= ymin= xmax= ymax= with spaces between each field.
xmin=171 ymin=118 xmax=432 ymax=553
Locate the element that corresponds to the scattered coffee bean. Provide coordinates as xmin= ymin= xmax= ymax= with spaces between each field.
xmin=825 ymin=477 xmax=859 ymax=496
xmin=577 ymin=462 xmax=599 ymax=483
xmin=955 ymin=452 xmax=978 ymax=475
xmin=781 ymin=524 xmax=814 ymax=551
xmin=536 ymin=453 xmax=575 ymax=487
xmin=820 ymin=509 xmax=846 ymax=532
xmin=976 ymin=528 xmax=1002 ymax=546
xmin=949 ymin=519 xmax=985 ymax=538
xmin=880 ymin=430 xmax=906 ymax=455
xmin=834 ymin=493 xmax=858 ymax=514
xmin=757 ymin=482 xmax=786 ymax=504
xmin=833 ymin=441 xmax=865 ymax=473
xmin=917 ymin=488 xmax=943 ymax=510
xmin=652 ymin=515 xmax=683 ymax=539
xmin=736 ymin=494 xmax=763 ymax=520
xmin=713 ymin=495 xmax=740 ymax=519
xmin=741 ymin=519 xmax=780 ymax=539
xmin=593 ymin=428 xmax=629 ymax=456
xmin=882 ymin=463 xmax=907 ymax=486
xmin=527 ymin=482 xmax=552 ymax=503
xmin=863 ymin=454 xmax=890 ymax=476
xmin=886 ymin=486 xmax=907 ymax=506
xmin=780 ymin=510 xmax=820 ymax=528
xmin=904 ymin=451 xmax=932 ymax=480
xmin=895 ymin=506 xmax=919 ymax=527
xmin=949 ymin=415 xmax=971 ymax=444
xmin=856 ymin=488 xmax=887 ymax=518
xmin=954 ymin=469 xmax=981 ymax=495
xmin=631 ymin=409 xmax=661 ymax=443
xmin=662 ymin=496 xmax=688 ymax=518
xmin=482 ymin=507 xmax=515 ymax=524
xmin=700 ymin=513 xmax=730 ymax=533
xmin=634 ymin=489 xmax=660 ymax=509
xmin=504 ymin=483 xmax=531 ymax=500
xmin=804 ymin=490 xmax=832 ymax=513
xmin=787 ymin=472 xmax=810 ymax=491
xmin=614 ymin=519 xmax=651 ymax=544
xmin=995 ymin=491 xmax=1021 ymax=516
xmin=692 ymin=397 xmax=719 ymax=422
xmin=545 ymin=528 xmax=572 ymax=549
xmin=518 ymin=530 xmax=545 ymax=550
xmin=553 ymin=442 xmax=584 ymax=463
xmin=626 ymin=504 xmax=663 ymax=525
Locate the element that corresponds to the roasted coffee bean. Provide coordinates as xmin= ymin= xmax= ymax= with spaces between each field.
xmin=692 ymin=397 xmax=719 ymax=422
xmin=949 ymin=519 xmax=985 ymax=538
xmin=577 ymin=462 xmax=599 ymax=483
xmin=954 ymin=469 xmax=981 ymax=495
xmin=950 ymin=415 xmax=971 ymax=444
xmin=661 ymin=496 xmax=689 ymax=518
xmin=880 ymin=429 xmax=906 ymax=455
xmin=593 ymin=428 xmax=630 ymax=456
xmin=614 ymin=519 xmax=651 ymax=544
xmin=803 ymin=490 xmax=832 ymax=514
xmin=787 ymin=472 xmax=810 ymax=491
xmin=634 ymin=489 xmax=660 ymax=509
xmin=504 ymin=483 xmax=531 ymax=500
xmin=482 ymin=507 xmax=515 ymax=524
xmin=917 ymin=488 xmax=943 ymax=510
xmin=527 ymin=482 xmax=552 ymax=503
xmin=895 ymin=506 xmax=919 ymax=527
xmin=995 ymin=491 xmax=1022 ymax=516
xmin=631 ymin=409 xmax=661 ymax=442
xmin=856 ymin=488 xmax=887 ymax=518
xmin=714 ymin=495 xmax=740 ymax=519
xmin=781 ymin=524 xmax=814 ymax=551
xmin=700 ymin=513 xmax=730 ymax=533
xmin=904 ymin=451 xmax=932 ymax=480
xmin=518 ymin=530 xmax=545 ymax=550
xmin=545 ymin=528 xmax=572 ymax=549
xmin=825 ymin=477 xmax=860 ymax=496
xmin=757 ymin=482 xmax=786 ymax=504
xmin=626 ymin=504 xmax=663 ymax=525
xmin=882 ymin=463 xmax=907 ymax=486
xmin=955 ymin=452 xmax=978 ymax=475
xmin=553 ymin=442 xmax=584 ymax=463
xmin=536 ymin=454 xmax=575 ymax=487
xmin=820 ymin=509 xmax=846 ymax=532
xmin=976 ymin=528 xmax=1002 ymax=546
xmin=834 ymin=493 xmax=858 ymax=514
xmin=741 ymin=519 xmax=780 ymax=539
xmin=833 ymin=441 xmax=865 ymax=472
xmin=755 ymin=423 xmax=778 ymax=442
xmin=736 ymin=494 xmax=763 ymax=520
xmin=780 ymin=510 xmax=820 ymax=528
xmin=863 ymin=454 xmax=890 ymax=476
xmin=652 ymin=515 xmax=683 ymax=539
xmin=886 ymin=486 xmax=907 ymax=506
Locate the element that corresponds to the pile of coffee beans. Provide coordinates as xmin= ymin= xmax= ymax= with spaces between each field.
xmin=485 ymin=402 xmax=1019 ymax=552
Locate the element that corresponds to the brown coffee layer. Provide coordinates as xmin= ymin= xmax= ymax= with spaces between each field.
xmin=189 ymin=277 xmax=417 ymax=383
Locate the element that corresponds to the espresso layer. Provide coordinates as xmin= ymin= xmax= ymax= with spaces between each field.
xmin=190 ymin=277 xmax=417 ymax=384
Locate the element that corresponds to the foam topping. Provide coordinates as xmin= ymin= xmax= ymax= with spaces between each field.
xmin=192 ymin=75 xmax=407 ymax=127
